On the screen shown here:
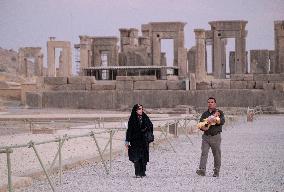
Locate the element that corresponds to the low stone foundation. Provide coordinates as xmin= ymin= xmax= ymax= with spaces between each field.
xmin=26 ymin=89 xmax=284 ymax=109
xmin=0 ymin=88 xmax=21 ymax=100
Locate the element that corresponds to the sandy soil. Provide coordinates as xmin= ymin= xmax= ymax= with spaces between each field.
xmin=17 ymin=114 xmax=284 ymax=192
xmin=0 ymin=109 xmax=188 ymax=191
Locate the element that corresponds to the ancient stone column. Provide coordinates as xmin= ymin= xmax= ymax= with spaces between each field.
xmin=79 ymin=36 xmax=91 ymax=69
xmin=212 ymin=30 xmax=222 ymax=78
xmin=60 ymin=47 xmax=72 ymax=77
xmin=47 ymin=41 xmax=56 ymax=77
xmin=152 ymin=34 xmax=161 ymax=66
xmin=194 ymin=29 xmax=206 ymax=82
xmin=65 ymin=45 xmax=72 ymax=76
xmin=221 ymin=39 xmax=227 ymax=78
xmin=205 ymin=39 xmax=213 ymax=74
xmin=177 ymin=30 xmax=187 ymax=76
xmin=229 ymin=51 xmax=235 ymax=74
xmin=274 ymin=20 xmax=284 ymax=73
xmin=175 ymin=30 xmax=185 ymax=66
xmin=23 ymin=58 xmax=28 ymax=77
xmin=178 ymin=47 xmax=187 ymax=76
xmin=187 ymin=46 xmax=196 ymax=73
xmin=80 ymin=44 xmax=89 ymax=68
xmin=235 ymin=30 xmax=247 ymax=74
xmin=58 ymin=51 xmax=63 ymax=76
xmin=35 ymin=54 xmax=43 ymax=76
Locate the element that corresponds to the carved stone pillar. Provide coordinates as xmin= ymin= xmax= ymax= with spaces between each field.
xmin=194 ymin=29 xmax=206 ymax=82
xmin=212 ymin=30 xmax=222 ymax=78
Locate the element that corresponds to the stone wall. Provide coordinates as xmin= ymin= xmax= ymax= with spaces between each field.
xmin=26 ymin=75 xmax=284 ymax=109
xmin=195 ymin=74 xmax=284 ymax=90
xmin=26 ymin=89 xmax=284 ymax=109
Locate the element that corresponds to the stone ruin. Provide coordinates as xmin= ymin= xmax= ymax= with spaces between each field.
xmin=18 ymin=47 xmax=43 ymax=77
xmin=1 ymin=20 xmax=284 ymax=109
xmin=47 ymin=37 xmax=72 ymax=77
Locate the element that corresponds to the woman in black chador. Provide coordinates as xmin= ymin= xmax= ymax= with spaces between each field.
xmin=125 ymin=104 xmax=153 ymax=178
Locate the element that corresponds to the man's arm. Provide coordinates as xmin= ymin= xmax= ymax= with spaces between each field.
xmin=218 ymin=110 xmax=225 ymax=125
xmin=199 ymin=112 xmax=206 ymax=122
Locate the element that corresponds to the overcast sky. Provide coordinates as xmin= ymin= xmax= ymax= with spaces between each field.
xmin=0 ymin=0 xmax=283 ymax=69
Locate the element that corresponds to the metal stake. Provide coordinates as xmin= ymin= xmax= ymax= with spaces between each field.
xmin=29 ymin=141 xmax=55 ymax=192
xmin=91 ymin=132 xmax=109 ymax=174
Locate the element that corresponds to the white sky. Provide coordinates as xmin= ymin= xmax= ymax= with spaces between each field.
xmin=0 ymin=0 xmax=283 ymax=70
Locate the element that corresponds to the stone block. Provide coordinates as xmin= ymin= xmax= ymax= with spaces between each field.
xmin=211 ymin=80 xmax=230 ymax=89
xmin=121 ymin=38 xmax=130 ymax=44
xmin=230 ymin=74 xmax=254 ymax=81
xmin=275 ymin=83 xmax=284 ymax=91
xmin=86 ymin=83 xmax=92 ymax=90
xmin=243 ymin=74 xmax=254 ymax=81
xmin=92 ymin=81 xmax=116 ymax=90
xmin=6 ymin=81 xmax=21 ymax=88
xmin=263 ymin=82 xmax=275 ymax=90
xmin=21 ymin=83 xmax=38 ymax=105
xmin=42 ymin=84 xmax=54 ymax=91
xmin=44 ymin=77 xmax=67 ymax=85
xmin=116 ymin=76 xmax=157 ymax=81
xmin=26 ymin=92 xmax=42 ymax=108
xmin=167 ymin=75 xmax=179 ymax=81
xmin=116 ymin=80 xmax=133 ymax=90
xmin=253 ymin=74 xmax=269 ymax=81
xmin=167 ymin=80 xmax=185 ymax=90
xmin=134 ymin=80 xmax=167 ymax=90
xmin=42 ymin=91 xmax=116 ymax=109
xmin=255 ymin=81 xmax=264 ymax=89
xmin=0 ymin=81 xmax=9 ymax=88
xmin=196 ymin=81 xmax=211 ymax=90
xmin=269 ymin=74 xmax=284 ymax=81
xmin=230 ymin=81 xmax=247 ymax=89
xmin=52 ymin=84 xmax=86 ymax=91
xmin=0 ymin=75 xmax=6 ymax=81
xmin=0 ymin=88 xmax=21 ymax=99
xmin=68 ymin=76 xmax=96 ymax=84
xmin=247 ymin=81 xmax=256 ymax=89
xmin=230 ymin=74 xmax=247 ymax=81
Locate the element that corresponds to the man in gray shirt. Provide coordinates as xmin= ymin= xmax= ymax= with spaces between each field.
xmin=196 ymin=97 xmax=225 ymax=177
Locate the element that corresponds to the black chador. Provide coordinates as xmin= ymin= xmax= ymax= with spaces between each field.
xmin=126 ymin=104 xmax=153 ymax=177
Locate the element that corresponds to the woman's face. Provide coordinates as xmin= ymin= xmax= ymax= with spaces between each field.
xmin=136 ymin=106 xmax=143 ymax=116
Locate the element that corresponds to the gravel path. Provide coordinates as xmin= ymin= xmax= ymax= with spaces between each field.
xmin=20 ymin=115 xmax=284 ymax=192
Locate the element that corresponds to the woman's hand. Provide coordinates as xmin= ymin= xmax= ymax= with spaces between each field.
xmin=125 ymin=141 xmax=130 ymax=149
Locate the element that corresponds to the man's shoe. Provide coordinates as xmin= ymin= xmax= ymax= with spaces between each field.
xmin=213 ymin=171 xmax=219 ymax=177
xmin=196 ymin=169 xmax=205 ymax=176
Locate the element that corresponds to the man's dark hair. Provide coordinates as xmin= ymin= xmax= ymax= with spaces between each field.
xmin=208 ymin=97 xmax=216 ymax=103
